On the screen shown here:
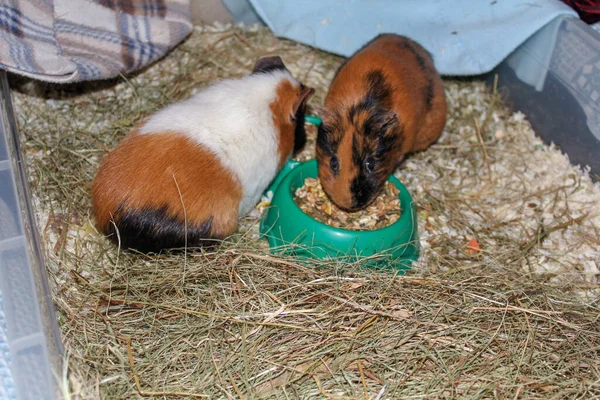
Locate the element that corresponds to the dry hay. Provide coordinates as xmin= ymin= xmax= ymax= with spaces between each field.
xmin=11 ymin=24 xmax=600 ymax=399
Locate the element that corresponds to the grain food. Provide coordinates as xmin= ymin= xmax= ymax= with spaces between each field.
xmin=295 ymin=178 xmax=401 ymax=230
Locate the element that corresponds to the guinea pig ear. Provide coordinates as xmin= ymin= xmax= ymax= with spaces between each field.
xmin=292 ymin=85 xmax=315 ymax=116
xmin=253 ymin=56 xmax=288 ymax=74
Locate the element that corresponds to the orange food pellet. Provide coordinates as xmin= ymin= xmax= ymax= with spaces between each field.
xmin=466 ymin=238 xmax=481 ymax=255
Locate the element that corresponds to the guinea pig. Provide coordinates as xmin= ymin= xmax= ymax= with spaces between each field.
xmin=92 ymin=56 xmax=314 ymax=253
xmin=316 ymin=34 xmax=446 ymax=211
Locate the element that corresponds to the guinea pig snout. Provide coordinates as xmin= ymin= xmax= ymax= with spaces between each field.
xmin=318 ymin=171 xmax=351 ymax=211
xmin=349 ymin=174 xmax=380 ymax=211
xmin=318 ymin=169 xmax=379 ymax=212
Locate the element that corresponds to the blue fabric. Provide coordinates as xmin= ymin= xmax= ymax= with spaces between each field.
xmin=223 ymin=0 xmax=263 ymax=25
xmin=247 ymin=0 xmax=577 ymax=76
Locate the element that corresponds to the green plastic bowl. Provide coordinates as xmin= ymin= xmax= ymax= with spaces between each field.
xmin=259 ymin=159 xmax=419 ymax=271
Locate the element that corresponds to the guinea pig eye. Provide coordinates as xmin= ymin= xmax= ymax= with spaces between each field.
xmin=365 ymin=156 xmax=375 ymax=173
xmin=330 ymin=156 xmax=340 ymax=175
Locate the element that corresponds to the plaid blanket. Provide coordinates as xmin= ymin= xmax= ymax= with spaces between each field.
xmin=0 ymin=0 xmax=192 ymax=83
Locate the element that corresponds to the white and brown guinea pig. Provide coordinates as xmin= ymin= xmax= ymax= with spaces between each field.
xmin=316 ymin=33 xmax=446 ymax=211
xmin=92 ymin=56 xmax=314 ymax=252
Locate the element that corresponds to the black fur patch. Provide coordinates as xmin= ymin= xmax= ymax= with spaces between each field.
xmin=362 ymin=108 xmax=397 ymax=138
xmin=316 ymin=113 xmax=343 ymax=157
xmin=404 ymin=42 xmax=427 ymax=71
xmin=394 ymin=37 xmax=433 ymax=71
xmin=350 ymin=173 xmax=378 ymax=209
xmin=293 ymin=102 xmax=307 ymax=154
xmin=364 ymin=69 xmax=392 ymax=109
xmin=425 ymin=79 xmax=435 ymax=110
xmin=394 ymin=38 xmax=436 ymax=110
xmin=107 ymin=205 xmax=216 ymax=253
xmin=349 ymin=109 xmax=403 ymax=209
xmin=348 ymin=139 xmax=377 ymax=209
xmin=347 ymin=70 xmax=394 ymax=125
xmin=376 ymin=125 xmax=402 ymax=158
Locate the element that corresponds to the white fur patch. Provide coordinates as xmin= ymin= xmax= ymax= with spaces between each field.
xmin=139 ymin=70 xmax=299 ymax=216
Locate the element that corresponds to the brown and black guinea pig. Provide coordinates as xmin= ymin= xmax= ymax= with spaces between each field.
xmin=92 ymin=56 xmax=314 ymax=253
xmin=316 ymin=33 xmax=447 ymax=211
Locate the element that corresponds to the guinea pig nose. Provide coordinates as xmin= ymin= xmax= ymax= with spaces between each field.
xmin=349 ymin=195 xmax=370 ymax=210
xmin=350 ymin=183 xmax=375 ymax=210
xmin=351 ymin=199 xmax=368 ymax=210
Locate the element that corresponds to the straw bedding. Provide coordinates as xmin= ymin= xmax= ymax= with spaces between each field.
xmin=11 ymin=24 xmax=600 ymax=399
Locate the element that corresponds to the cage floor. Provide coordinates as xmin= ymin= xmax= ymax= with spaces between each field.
xmin=10 ymin=24 xmax=600 ymax=399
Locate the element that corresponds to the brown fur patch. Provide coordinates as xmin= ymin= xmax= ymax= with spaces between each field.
xmin=271 ymin=79 xmax=297 ymax=167
xmin=92 ymin=132 xmax=242 ymax=238
xmin=319 ymin=130 xmax=356 ymax=209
